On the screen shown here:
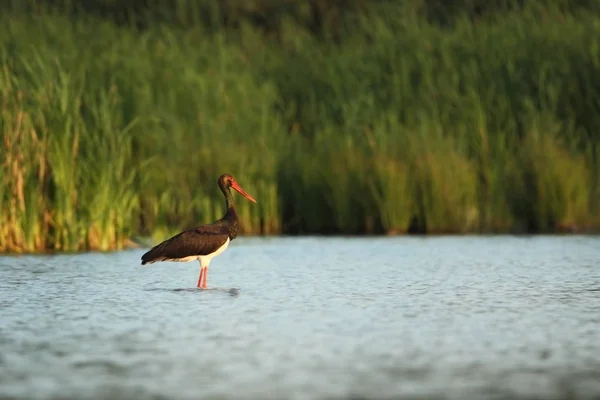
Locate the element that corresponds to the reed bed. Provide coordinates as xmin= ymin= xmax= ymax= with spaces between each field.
xmin=1 ymin=2 xmax=599 ymax=252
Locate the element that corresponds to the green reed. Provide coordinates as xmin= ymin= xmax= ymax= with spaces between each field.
xmin=1 ymin=2 xmax=599 ymax=253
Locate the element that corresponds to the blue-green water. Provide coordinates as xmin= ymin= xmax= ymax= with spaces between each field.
xmin=1 ymin=236 xmax=599 ymax=400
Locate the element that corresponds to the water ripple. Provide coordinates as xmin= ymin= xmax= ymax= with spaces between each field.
xmin=0 ymin=236 xmax=599 ymax=400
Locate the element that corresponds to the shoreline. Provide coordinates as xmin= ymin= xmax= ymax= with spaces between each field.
xmin=2 ymin=230 xmax=599 ymax=256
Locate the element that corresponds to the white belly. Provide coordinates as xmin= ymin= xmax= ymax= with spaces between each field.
xmin=199 ymin=237 xmax=230 ymax=268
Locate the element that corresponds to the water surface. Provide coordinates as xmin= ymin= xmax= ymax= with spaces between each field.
xmin=1 ymin=236 xmax=599 ymax=400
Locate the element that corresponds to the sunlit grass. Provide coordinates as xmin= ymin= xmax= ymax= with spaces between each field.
xmin=1 ymin=3 xmax=599 ymax=252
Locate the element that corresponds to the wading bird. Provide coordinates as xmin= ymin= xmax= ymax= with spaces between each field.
xmin=141 ymin=174 xmax=257 ymax=288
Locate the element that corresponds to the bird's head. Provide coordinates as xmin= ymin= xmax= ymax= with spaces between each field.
xmin=218 ymin=174 xmax=257 ymax=203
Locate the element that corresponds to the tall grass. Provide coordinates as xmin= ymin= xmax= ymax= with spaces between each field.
xmin=1 ymin=2 xmax=599 ymax=253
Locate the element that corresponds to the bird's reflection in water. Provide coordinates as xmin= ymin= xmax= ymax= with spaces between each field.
xmin=144 ymin=287 xmax=240 ymax=297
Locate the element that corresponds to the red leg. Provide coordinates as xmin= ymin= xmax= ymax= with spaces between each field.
xmin=201 ymin=268 xmax=208 ymax=289
xmin=197 ymin=268 xmax=205 ymax=288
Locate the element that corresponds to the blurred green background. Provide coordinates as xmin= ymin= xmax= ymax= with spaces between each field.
xmin=1 ymin=0 xmax=599 ymax=252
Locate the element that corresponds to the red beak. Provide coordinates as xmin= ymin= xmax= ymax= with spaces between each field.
xmin=231 ymin=181 xmax=257 ymax=203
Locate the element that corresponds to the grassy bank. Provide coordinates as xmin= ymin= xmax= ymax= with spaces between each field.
xmin=1 ymin=2 xmax=600 ymax=252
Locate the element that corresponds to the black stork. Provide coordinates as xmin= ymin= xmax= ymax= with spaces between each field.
xmin=140 ymin=173 xmax=257 ymax=289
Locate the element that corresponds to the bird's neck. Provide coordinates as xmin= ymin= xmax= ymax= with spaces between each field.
xmin=222 ymin=186 xmax=240 ymax=239
xmin=224 ymin=187 xmax=235 ymax=210
xmin=221 ymin=184 xmax=239 ymax=212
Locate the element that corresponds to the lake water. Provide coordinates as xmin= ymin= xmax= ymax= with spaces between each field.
xmin=1 ymin=236 xmax=599 ymax=400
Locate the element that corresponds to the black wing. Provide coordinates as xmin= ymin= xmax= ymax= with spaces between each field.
xmin=141 ymin=223 xmax=230 ymax=265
